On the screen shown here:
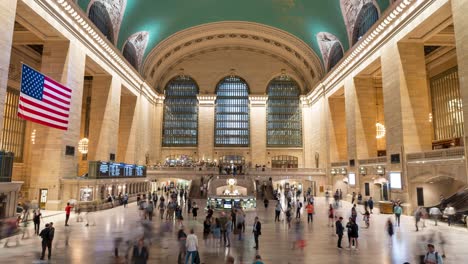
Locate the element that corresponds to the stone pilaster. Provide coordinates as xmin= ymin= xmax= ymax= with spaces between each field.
xmin=452 ymin=0 xmax=468 ymax=184
xmin=302 ymin=99 xmax=313 ymax=168
xmin=88 ymin=76 xmax=121 ymax=161
xmin=328 ymin=97 xmax=347 ymax=162
xmin=249 ymin=95 xmax=267 ymax=166
xmin=0 ymin=0 xmax=17 ymax=138
xmin=152 ymin=96 xmax=164 ymax=163
xmin=28 ymin=40 xmax=86 ymax=210
xmin=197 ymin=95 xmax=216 ymax=161
xmin=381 ymin=42 xmax=432 ymax=202
xmin=117 ymin=93 xmax=138 ymax=163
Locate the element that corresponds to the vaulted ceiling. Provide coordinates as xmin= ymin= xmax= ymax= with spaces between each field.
xmin=76 ymin=0 xmax=393 ymax=73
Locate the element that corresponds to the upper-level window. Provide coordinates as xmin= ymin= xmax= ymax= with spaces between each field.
xmin=352 ymin=3 xmax=379 ymax=45
xmin=215 ymin=76 xmax=249 ymax=147
xmin=122 ymin=42 xmax=138 ymax=69
xmin=1 ymin=87 xmax=26 ymax=162
xmin=271 ymin=155 xmax=298 ymax=168
xmin=267 ymin=77 xmax=302 ymax=147
xmin=88 ymin=2 xmax=114 ymax=43
xmin=162 ymin=76 xmax=198 ymax=146
xmin=327 ymin=42 xmax=344 ymax=71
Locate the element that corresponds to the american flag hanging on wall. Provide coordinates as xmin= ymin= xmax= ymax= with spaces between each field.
xmin=18 ymin=64 xmax=72 ymax=130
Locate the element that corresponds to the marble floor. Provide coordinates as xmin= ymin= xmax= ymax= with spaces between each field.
xmin=0 ymin=197 xmax=467 ymax=264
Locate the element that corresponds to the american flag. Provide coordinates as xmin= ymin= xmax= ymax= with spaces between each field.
xmin=18 ymin=64 xmax=72 ymax=130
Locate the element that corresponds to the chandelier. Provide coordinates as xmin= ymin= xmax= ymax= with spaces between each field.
xmin=376 ymin=123 xmax=386 ymax=139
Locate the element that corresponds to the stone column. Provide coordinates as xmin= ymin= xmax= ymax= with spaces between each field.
xmin=88 ymin=76 xmax=121 ymax=161
xmin=328 ymin=97 xmax=347 ymax=162
xmin=302 ymin=99 xmax=313 ymax=168
xmin=152 ymin=97 xmax=164 ymax=163
xmin=197 ymin=95 xmax=216 ymax=161
xmin=28 ymin=40 xmax=86 ymax=210
xmin=452 ymin=0 xmax=468 ymax=184
xmin=381 ymin=42 xmax=432 ymax=203
xmin=249 ymin=96 xmax=267 ymax=166
xmin=117 ymin=93 xmax=138 ymax=163
xmin=0 ymin=0 xmax=17 ymax=137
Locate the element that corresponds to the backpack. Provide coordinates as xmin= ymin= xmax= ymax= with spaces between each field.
xmin=425 ymin=252 xmax=439 ymax=264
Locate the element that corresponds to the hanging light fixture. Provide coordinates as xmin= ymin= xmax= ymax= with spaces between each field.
xmin=78 ymin=138 xmax=89 ymax=154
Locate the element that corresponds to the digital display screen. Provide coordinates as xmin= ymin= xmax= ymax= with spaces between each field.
xmin=390 ymin=172 xmax=402 ymax=189
xmin=124 ymin=164 xmax=135 ymax=177
xmin=99 ymin=162 xmax=109 ymax=177
xmin=348 ymin=173 xmax=356 ymax=185
xmin=109 ymin=163 xmax=122 ymax=177
xmin=224 ymin=200 xmax=232 ymax=209
xmin=136 ymin=166 xmax=146 ymax=177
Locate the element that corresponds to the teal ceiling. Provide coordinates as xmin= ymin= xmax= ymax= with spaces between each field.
xmin=77 ymin=0 xmax=390 ymax=63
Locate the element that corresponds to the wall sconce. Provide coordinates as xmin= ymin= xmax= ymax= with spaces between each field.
xmin=330 ymin=168 xmax=337 ymax=175
xmin=31 ymin=129 xmax=36 ymax=144
xmin=78 ymin=138 xmax=89 ymax=154
xmin=340 ymin=168 xmax=347 ymax=175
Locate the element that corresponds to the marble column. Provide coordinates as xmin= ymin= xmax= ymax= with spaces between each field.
xmin=88 ymin=76 xmax=121 ymax=161
xmin=117 ymin=93 xmax=138 ymax=164
xmin=0 ymin=0 xmax=17 ymax=136
xmin=381 ymin=42 xmax=432 ymax=203
xmin=452 ymin=0 xmax=468 ymax=184
xmin=197 ymin=95 xmax=215 ymax=161
xmin=249 ymin=96 xmax=267 ymax=166
xmin=28 ymin=40 xmax=86 ymax=210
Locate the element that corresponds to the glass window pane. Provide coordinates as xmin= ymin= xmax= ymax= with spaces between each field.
xmin=267 ymin=77 xmax=302 ymax=147
xmin=162 ymin=76 xmax=198 ymax=146
xmin=215 ymin=76 xmax=249 ymax=147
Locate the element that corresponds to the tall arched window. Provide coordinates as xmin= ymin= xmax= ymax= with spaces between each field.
xmin=215 ymin=76 xmax=249 ymax=147
xmin=88 ymin=2 xmax=114 ymax=43
xmin=352 ymin=3 xmax=379 ymax=45
xmin=327 ymin=42 xmax=344 ymax=71
xmin=122 ymin=42 xmax=138 ymax=69
xmin=267 ymin=77 xmax=302 ymax=147
xmin=162 ymin=76 xmax=199 ymax=146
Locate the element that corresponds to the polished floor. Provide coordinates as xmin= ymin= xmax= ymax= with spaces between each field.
xmin=0 ymin=196 xmax=467 ymax=264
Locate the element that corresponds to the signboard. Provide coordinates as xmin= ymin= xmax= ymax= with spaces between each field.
xmin=348 ymin=173 xmax=356 ymax=186
xmin=390 ymin=172 xmax=402 ymax=189
xmin=99 ymin=162 xmax=109 ymax=177
xmin=89 ymin=161 xmax=147 ymax=178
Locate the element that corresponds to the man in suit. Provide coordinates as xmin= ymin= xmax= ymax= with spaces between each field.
xmin=335 ymin=217 xmax=344 ymax=249
xmin=253 ymin=216 xmax=262 ymax=250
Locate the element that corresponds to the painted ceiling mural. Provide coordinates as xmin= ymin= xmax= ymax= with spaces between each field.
xmin=75 ymin=0 xmax=393 ymax=72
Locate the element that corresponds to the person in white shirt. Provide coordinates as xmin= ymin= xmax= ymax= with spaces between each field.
xmin=443 ymin=205 xmax=456 ymax=226
xmin=423 ymin=243 xmax=443 ymax=264
xmin=185 ymin=229 xmax=198 ymax=264
xmin=429 ymin=207 xmax=442 ymax=226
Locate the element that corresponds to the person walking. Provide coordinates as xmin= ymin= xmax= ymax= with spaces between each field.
xmin=415 ymin=207 xmax=422 ymax=231
xmin=253 ymin=216 xmax=262 ymax=250
xmin=305 ymin=202 xmax=314 ymax=223
xmin=236 ymin=210 xmax=245 ymax=240
xmin=192 ymin=202 xmax=199 ymax=219
xmin=386 ymin=218 xmax=394 ymax=239
xmin=132 ymin=238 xmax=149 ymax=264
xmin=295 ymin=199 xmax=302 ymax=219
xmin=253 ymin=255 xmax=264 ymax=264
xmin=429 ymin=207 xmax=442 ymax=226
xmin=443 ymin=205 xmax=456 ymax=226
xmin=350 ymin=219 xmax=359 ymax=250
xmin=328 ymin=204 xmax=335 ymax=227
xmin=33 ymin=209 xmax=43 ymax=235
xmin=274 ymin=201 xmax=283 ymax=222
xmin=225 ymin=215 xmax=232 ymax=247
xmin=39 ymin=223 xmax=54 ymax=260
xmin=351 ymin=204 xmax=357 ymax=223
xmin=159 ymin=201 xmax=166 ymax=220
xmin=123 ymin=194 xmax=128 ymax=208
xmin=423 ymin=243 xmax=443 ymax=264
xmin=177 ymin=227 xmax=187 ymax=264
xmin=394 ymin=203 xmax=402 ymax=227
xmin=65 ymin=202 xmax=73 ymax=226
xmin=335 ymin=217 xmax=344 ymax=249
xmin=146 ymin=201 xmax=154 ymax=221
xmin=368 ymin=197 xmax=374 ymax=214
xmin=219 ymin=212 xmax=228 ymax=246
xmin=185 ymin=229 xmax=199 ymax=264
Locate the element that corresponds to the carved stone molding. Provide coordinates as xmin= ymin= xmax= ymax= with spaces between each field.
xmin=316 ymin=32 xmax=344 ymax=72
xmin=142 ymin=21 xmax=325 ymax=92
xmin=87 ymin=0 xmax=127 ymax=45
xmin=340 ymin=0 xmax=380 ymax=46
xmin=123 ymin=31 xmax=149 ymax=71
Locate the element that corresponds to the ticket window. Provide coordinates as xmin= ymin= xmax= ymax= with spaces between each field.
xmin=39 ymin=189 xmax=48 ymax=209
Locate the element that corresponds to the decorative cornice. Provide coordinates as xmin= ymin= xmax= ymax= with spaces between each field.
xmin=40 ymin=0 xmax=161 ymax=104
xmin=306 ymin=0 xmax=424 ymax=101
xmin=197 ymin=95 xmax=216 ymax=105
xmin=249 ymin=95 xmax=268 ymax=106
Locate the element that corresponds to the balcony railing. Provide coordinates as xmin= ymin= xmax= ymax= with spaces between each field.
xmin=406 ymin=147 xmax=465 ymax=162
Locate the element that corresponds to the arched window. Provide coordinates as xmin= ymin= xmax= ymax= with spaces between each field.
xmin=88 ymin=2 xmax=114 ymax=43
xmin=267 ymin=77 xmax=302 ymax=147
xmin=327 ymin=42 xmax=344 ymax=71
xmin=122 ymin=42 xmax=138 ymax=69
xmin=215 ymin=76 xmax=249 ymax=147
xmin=271 ymin=155 xmax=298 ymax=168
xmin=352 ymin=3 xmax=379 ymax=45
xmin=162 ymin=76 xmax=199 ymax=146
